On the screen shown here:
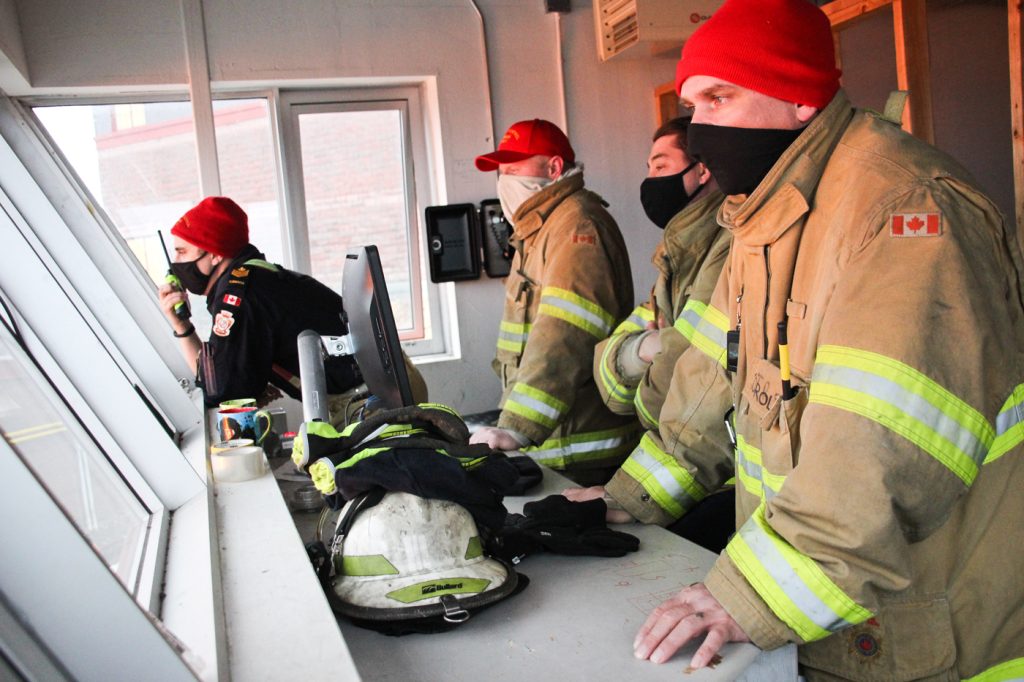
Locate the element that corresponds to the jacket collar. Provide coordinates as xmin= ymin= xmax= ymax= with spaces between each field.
xmin=512 ymin=171 xmax=586 ymax=241
xmin=657 ymin=189 xmax=726 ymax=273
xmin=718 ymin=90 xmax=855 ymax=247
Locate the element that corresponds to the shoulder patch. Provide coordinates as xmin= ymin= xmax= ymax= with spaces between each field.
xmin=571 ymin=233 xmax=596 ymax=246
xmin=890 ymin=212 xmax=941 ymax=237
xmin=222 ymin=293 xmax=242 ymax=307
xmin=212 ymin=310 xmax=235 ymax=337
xmin=228 ymin=279 xmax=245 ymax=285
xmin=231 ymin=266 xmax=250 ymax=278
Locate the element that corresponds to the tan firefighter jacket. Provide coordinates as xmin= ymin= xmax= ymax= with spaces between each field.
xmin=594 ymin=190 xmax=728 ymax=430
xmin=495 ymin=170 xmax=638 ymax=473
xmin=605 ymin=91 xmax=1024 ymax=680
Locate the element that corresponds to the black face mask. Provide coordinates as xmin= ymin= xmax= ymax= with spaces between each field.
xmin=170 ymin=251 xmax=212 ymax=295
xmin=640 ymin=161 xmax=702 ymax=229
xmin=687 ymin=123 xmax=804 ymax=197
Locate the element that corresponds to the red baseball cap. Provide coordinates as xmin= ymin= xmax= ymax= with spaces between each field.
xmin=475 ymin=119 xmax=575 ymax=172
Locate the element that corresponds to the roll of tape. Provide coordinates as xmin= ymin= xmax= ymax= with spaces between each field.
xmin=212 ymin=445 xmax=267 ymax=483
xmin=211 ymin=438 xmax=254 ymax=454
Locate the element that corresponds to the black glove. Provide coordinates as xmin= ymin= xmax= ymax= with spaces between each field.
xmin=527 ymin=525 xmax=639 ymax=557
xmin=521 ymin=494 xmax=606 ymax=529
xmin=491 ymin=495 xmax=640 ymax=562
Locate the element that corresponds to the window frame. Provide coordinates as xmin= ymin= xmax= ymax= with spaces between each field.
xmin=277 ymin=86 xmax=448 ymax=355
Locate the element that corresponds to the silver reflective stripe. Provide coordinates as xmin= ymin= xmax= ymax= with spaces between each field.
xmin=814 ymin=364 xmax=988 ymax=469
xmin=631 ymin=446 xmax=700 ymax=509
xmin=736 ymin=448 xmax=777 ymax=501
xmin=736 ymin=519 xmax=848 ymax=633
xmin=625 ymin=311 xmax=648 ymax=328
xmin=540 ymin=295 xmax=612 ymax=335
xmin=499 ymin=329 xmax=527 ymax=344
xmin=678 ymin=306 xmax=727 ymax=349
xmin=997 ymin=403 xmax=1024 ymax=437
xmin=529 ymin=433 xmax=630 ymax=458
xmin=509 ymin=389 xmax=562 ymax=421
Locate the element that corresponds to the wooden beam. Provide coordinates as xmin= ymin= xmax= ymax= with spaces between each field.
xmin=892 ymin=0 xmax=934 ymax=144
xmin=1010 ymin=0 xmax=1024 ymax=251
xmin=821 ymin=0 xmax=892 ymax=30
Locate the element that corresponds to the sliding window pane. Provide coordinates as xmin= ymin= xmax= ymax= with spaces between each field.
xmin=297 ymin=108 xmax=417 ymax=332
xmin=0 ymin=331 xmax=150 ymax=591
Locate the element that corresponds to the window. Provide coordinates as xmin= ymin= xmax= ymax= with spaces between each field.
xmin=34 ymin=88 xmax=448 ymax=358
xmin=280 ymin=87 xmax=445 ymax=354
xmin=0 ymin=325 xmax=151 ymax=591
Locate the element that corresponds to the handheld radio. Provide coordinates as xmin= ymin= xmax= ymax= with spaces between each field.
xmin=158 ymin=229 xmax=191 ymax=322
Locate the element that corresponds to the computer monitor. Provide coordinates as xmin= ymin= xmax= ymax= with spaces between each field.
xmin=342 ymin=245 xmax=414 ymax=409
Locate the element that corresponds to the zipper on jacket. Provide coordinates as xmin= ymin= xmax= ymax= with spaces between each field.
xmin=762 ymin=245 xmax=771 ymax=359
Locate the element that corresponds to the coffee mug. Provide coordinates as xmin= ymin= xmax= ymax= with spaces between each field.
xmin=217 ymin=406 xmax=272 ymax=445
xmin=220 ymin=398 xmax=257 ymax=409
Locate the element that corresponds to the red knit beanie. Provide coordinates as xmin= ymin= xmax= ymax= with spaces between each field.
xmin=675 ymin=0 xmax=841 ymax=109
xmin=170 ymin=196 xmax=249 ymax=258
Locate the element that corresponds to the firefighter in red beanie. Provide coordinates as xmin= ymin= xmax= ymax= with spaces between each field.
xmin=159 ymin=196 xmax=426 ymax=413
xmin=622 ymin=0 xmax=1024 ymax=678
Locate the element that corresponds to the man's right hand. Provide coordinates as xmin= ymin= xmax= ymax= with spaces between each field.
xmin=468 ymin=426 xmax=524 ymax=452
xmin=158 ymin=282 xmax=191 ymax=332
xmin=563 ymin=485 xmax=635 ymax=523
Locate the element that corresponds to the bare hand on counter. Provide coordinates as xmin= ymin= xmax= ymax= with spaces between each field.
xmin=562 ymin=485 xmax=635 ymax=523
xmin=633 ymin=582 xmax=750 ymax=668
xmin=469 ymin=426 xmax=524 ymax=452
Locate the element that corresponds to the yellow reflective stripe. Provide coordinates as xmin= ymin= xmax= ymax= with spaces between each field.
xmin=524 ymin=424 xmax=638 ymax=468
xmin=811 ymin=345 xmax=992 ymax=486
xmin=376 ymin=424 xmax=426 ymax=440
xmin=620 ymin=432 xmax=707 ymax=519
xmin=735 ymin=436 xmax=765 ymax=498
xmin=418 ymin=402 xmax=462 ymax=418
xmin=634 ymin=389 xmax=658 ymax=429
xmin=498 ymin=320 xmax=531 ymax=353
xmin=505 ymin=383 xmax=568 ymax=429
xmin=963 ymin=657 xmax=1024 ymax=682
xmin=342 ymin=554 xmax=399 ymax=576
xmin=539 ymin=286 xmax=615 ymax=338
xmin=727 ymin=503 xmax=872 ymax=643
xmin=675 ymin=299 xmax=729 ymax=367
xmin=613 ymin=305 xmax=654 ymax=335
xmin=988 ymin=384 xmax=1024 ymax=464
xmin=243 ymin=258 xmax=279 ymax=271
xmin=336 ymin=446 xmax=390 ymax=469
xmin=735 ymin=435 xmax=786 ymax=501
xmin=598 ymin=338 xmax=637 ymax=405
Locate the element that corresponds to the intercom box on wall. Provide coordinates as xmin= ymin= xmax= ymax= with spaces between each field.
xmin=424 ymin=201 xmax=513 ymax=282
xmin=479 ymin=199 xmax=512 ymax=278
xmin=424 ymin=203 xmax=482 ymax=283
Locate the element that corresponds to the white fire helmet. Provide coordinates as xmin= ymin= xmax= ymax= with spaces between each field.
xmin=330 ymin=491 xmax=518 ymax=622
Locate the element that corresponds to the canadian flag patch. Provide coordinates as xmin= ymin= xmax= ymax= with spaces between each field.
xmin=212 ymin=310 xmax=235 ymax=337
xmin=571 ymin=234 xmax=596 ymax=245
xmin=222 ymin=293 xmax=241 ymax=306
xmin=890 ymin=212 xmax=941 ymax=237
